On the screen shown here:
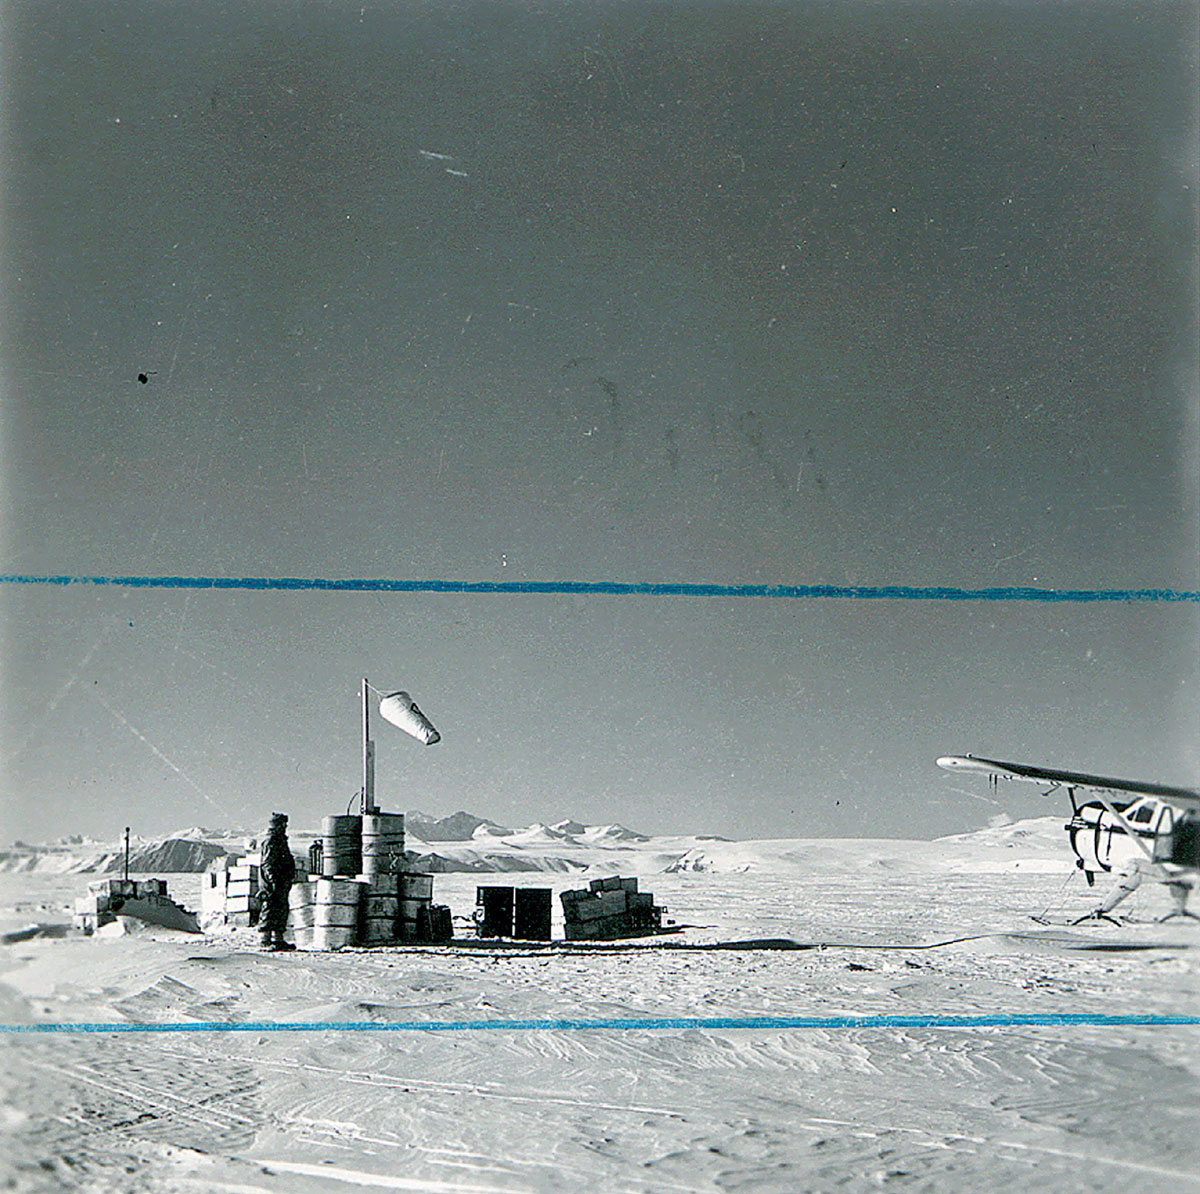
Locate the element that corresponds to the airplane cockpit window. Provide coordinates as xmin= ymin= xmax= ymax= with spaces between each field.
xmin=1131 ymin=805 xmax=1154 ymax=823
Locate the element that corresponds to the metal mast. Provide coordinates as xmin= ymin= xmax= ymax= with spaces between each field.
xmin=362 ymin=676 xmax=376 ymax=814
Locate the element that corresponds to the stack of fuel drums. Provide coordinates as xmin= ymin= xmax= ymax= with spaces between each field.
xmin=361 ymin=812 xmax=406 ymax=943
xmin=312 ymin=877 xmax=363 ymax=950
xmin=361 ymin=813 xmax=405 ymax=877
xmin=361 ymin=876 xmax=400 ymax=944
xmin=288 ymin=881 xmax=316 ymax=949
xmin=398 ymin=872 xmax=434 ymax=941
xmin=298 ymin=813 xmax=449 ymax=948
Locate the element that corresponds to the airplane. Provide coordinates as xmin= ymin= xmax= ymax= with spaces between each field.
xmin=937 ymin=754 xmax=1200 ymax=923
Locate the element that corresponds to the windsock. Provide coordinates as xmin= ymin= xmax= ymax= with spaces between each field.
xmin=379 ymin=691 xmax=441 ymax=745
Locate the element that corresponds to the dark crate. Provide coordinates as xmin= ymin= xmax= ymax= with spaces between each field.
xmin=514 ymin=888 xmax=552 ymax=941
xmin=475 ymin=886 xmax=515 ymax=937
xmin=429 ymin=904 xmax=454 ymax=942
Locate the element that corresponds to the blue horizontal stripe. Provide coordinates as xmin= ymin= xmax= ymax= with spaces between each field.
xmin=3 ymin=1013 xmax=1198 ymax=1034
xmin=1 ymin=575 xmax=1197 ymax=602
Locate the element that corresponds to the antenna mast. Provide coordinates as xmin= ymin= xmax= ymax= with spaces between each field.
xmin=361 ymin=677 xmax=376 ymax=814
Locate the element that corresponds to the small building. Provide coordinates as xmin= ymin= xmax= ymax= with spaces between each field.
xmin=74 ymin=877 xmax=199 ymax=934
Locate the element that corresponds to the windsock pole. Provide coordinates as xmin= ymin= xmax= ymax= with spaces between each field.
xmin=362 ymin=677 xmax=376 ymax=815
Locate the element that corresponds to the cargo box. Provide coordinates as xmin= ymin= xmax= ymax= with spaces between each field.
xmin=564 ymin=914 xmax=631 ymax=940
xmin=619 ymin=877 xmax=638 ymax=893
xmin=514 ymin=888 xmax=552 ymax=941
xmin=596 ymin=889 xmax=628 ymax=914
xmin=600 ymin=914 xmax=635 ymax=939
xmin=475 ymin=886 xmax=514 ymax=937
xmin=91 ymin=879 xmax=138 ymax=898
xmin=568 ymin=897 xmax=603 ymax=923
xmin=571 ymin=892 xmax=626 ymax=922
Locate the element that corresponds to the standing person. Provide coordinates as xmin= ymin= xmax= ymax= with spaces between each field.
xmin=259 ymin=813 xmax=296 ymax=951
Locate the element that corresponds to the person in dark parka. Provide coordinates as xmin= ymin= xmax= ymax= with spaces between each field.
xmin=259 ymin=812 xmax=296 ymax=951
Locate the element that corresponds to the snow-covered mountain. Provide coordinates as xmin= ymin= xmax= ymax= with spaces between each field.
xmin=404 ymin=810 xmax=512 ymax=841
xmin=0 ymin=838 xmax=232 ymax=875
xmin=0 ymin=814 xmax=1074 ymax=877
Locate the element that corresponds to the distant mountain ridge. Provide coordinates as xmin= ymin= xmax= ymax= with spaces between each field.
xmin=0 ymin=815 xmax=1064 ymax=877
xmin=403 ymin=811 xmax=650 ymax=844
xmin=0 ymin=838 xmax=230 ymax=875
xmin=404 ymin=810 xmax=512 ymax=841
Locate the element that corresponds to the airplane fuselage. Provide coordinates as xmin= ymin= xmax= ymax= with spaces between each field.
xmin=1066 ymin=797 xmax=1172 ymax=883
xmin=937 ymin=753 xmax=1200 ymax=918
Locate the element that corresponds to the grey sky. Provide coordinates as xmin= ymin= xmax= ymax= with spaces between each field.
xmin=2 ymin=1 xmax=1197 ymax=842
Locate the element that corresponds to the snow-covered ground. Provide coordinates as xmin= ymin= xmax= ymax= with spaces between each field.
xmin=1 ymin=822 xmax=1198 ymax=1193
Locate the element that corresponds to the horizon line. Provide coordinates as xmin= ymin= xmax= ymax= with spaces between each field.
xmin=2 ymin=574 xmax=1198 ymax=602
xmin=3 ymin=1012 xmax=1198 ymax=1034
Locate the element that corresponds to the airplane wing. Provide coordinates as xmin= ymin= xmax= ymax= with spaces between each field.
xmin=937 ymin=754 xmax=1200 ymax=811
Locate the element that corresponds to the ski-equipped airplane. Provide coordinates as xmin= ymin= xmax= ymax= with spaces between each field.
xmin=937 ymin=754 xmax=1200 ymax=923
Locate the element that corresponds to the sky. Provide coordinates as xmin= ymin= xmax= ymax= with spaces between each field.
xmin=1 ymin=0 xmax=1197 ymax=843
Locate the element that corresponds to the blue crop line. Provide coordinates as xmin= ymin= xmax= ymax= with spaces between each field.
xmin=1 ymin=575 xmax=1197 ymax=603
xmin=2 ymin=1013 xmax=1198 ymax=1035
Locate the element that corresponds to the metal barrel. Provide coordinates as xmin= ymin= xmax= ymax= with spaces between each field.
xmin=395 ymin=871 xmax=434 ymax=941
xmin=321 ymin=815 xmax=362 ymax=878
xmin=397 ymin=872 xmax=434 ymax=900
xmin=310 ymin=877 xmax=365 ymax=949
xmin=288 ymin=881 xmax=315 ymax=930
xmin=398 ymin=896 xmax=430 ymax=921
xmin=361 ymin=813 xmax=405 ymax=877
xmin=398 ymin=902 xmax=433 ymax=941
xmin=361 ymin=875 xmax=399 ymax=945
xmin=290 ymin=882 xmax=315 ymax=950
xmin=361 ymin=920 xmax=394 ymax=945
xmin=310 ymin=923 xmax=355 ymax=950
